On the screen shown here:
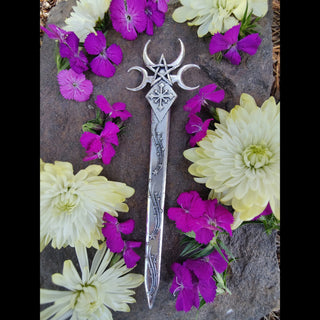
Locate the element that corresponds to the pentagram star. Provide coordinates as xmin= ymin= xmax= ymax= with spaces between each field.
xmin=147 ymin=54 xmax=176 ymax=87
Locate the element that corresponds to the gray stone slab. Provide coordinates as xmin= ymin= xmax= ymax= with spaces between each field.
xmin=40 ymin=0 xmax=279 ymax=319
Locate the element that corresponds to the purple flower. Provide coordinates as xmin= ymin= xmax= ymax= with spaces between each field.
xmin=110 ymin=0 xmax=147 ymax=41
xmin=123 ymin=240 xmax=142 ymax=268
xmin=95 ymin=95 xmax=132 ymax=121
xmin=144 ymin=0 xmax=165 ymax=35
xmin=80 ymin=121 xmax=120 ymax=165
xmin=102 ymin=212 xmax=135 ymax=253
xmin=252 ymin=202 xmax=272 ymax=221
xmin=59 ymin=32 xmax=88 ymax=73
xmin=57 ymin=69 xmax=93 ymax=102
xmin=40 ymin=24 xmax=70 ymax=43
xmin=185 ymin=114 xmax=213 ymax=147
xmin=183 ymin=258 xmax=217 ymax=303
xmin=194 ymin=199 xmax=234 ymax=244
xmin=84 ymin=31 xmax=123 ymax=77
xmin=170 ymin=262 xmax=200 ymax=312
xmin=167 ymin=191 xmax=205 ymax=233
xmin=154 ymin=0 xmax=170 ymax=12
xmin=183 ymin=84 xmax=225 ymax=114
xmin=209 ymin=23 xmax=262 ymax=65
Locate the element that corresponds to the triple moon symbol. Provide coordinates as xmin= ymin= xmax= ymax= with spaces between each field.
xmin=126 ymin=38 xmax=200 ymax=92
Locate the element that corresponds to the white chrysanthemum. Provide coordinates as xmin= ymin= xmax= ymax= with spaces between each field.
xmin=40 ymin=159 xmax=134 ymax=251
xmin=40 ymin=243 xmax=144 ymax=320
xmin=233 ymin=0 xmax=268 ymax=20
xmin=63 ymin=0 xmax=111 ymax=42
xmin=172 ymin=0 xmax=268 ymax=37
xmin=183 ymin=94 xmax=279 ymax=226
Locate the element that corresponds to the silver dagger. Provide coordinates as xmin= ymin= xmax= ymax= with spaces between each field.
xmin=126 ymin=39 xmax=199 ymax=309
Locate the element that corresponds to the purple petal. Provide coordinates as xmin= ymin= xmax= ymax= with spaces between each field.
xmin=177 ymin=191 xmax=205 ymax=218
xmin=184 ymin=259 xmax=213 ymax=280
xmin=214 ymin=205 xmax=234 ymax=236
xmin=112 ymin=102 xmax=126 ymax=111
xmin=95 ymin=95 xmax=112 ymax=114
xmin=175 ymin=287 xmax=198 ymax=312
xmin=90 ymin=55 xmax=116 ymax=78
xmin=198 ymin=277 xmax=217 ymax=303
xmin=209 ymin=32 xmax=231 ymax=55
xmin=194 ymin=227 xmax=214 ymax=244
xmin=125 ymin=240 xmax=142 ymax=249
xmin=118 ymin=219 xmax=135 ymax=234
xmin=189 ymin=118 xmax=212 ymax=147
xmin=69 ymin=51 xmax=88 ymax=74
xmin=102 ymin=224 xmax=124 ymax=253
xmin=170 ymin=275 xmax=179 ymax=295
xmin=123 ymin=247 xmax=141 ymax=268
xmin=84 ymin=31 xmax=106 ymax=55
xmin=157 ymin=0 xmax=169 ymax=12
xmin=199 ymin=83 xmax=217 ymax=96
xmin=41 ymin=24 xmax=70 ymax=43
xmin=80 ymin=131 xmax=101 ymax=152
xmin=252 ymin=203 xmax=272 ymax=221
xmin=103 ymin=212 xmax=118 ymax=224
xmin=208 ymin=249 xmax=228 ymax=273
xmin=237 ymin=33 xmax=262 ymax=55
xmin=101 ymin=144 xmax=116 ymax=165
xmin=167 ymin=207 xmax=190 ymax=232
xmin=185 ymin=114 xmax=203 ymax=134
xmin=100 ymin=122 xmax=120 ymax=145
xmin=224 ymin=46 xmax=242 ymax=65
xmin=183 ymin=95 xmax=202 ymax=114
xmin=204 ymin=89 xmax=225 ymax=103
xmin=223 ymin=23 xmax=241 ymax=44
xmin=106 ymin=43 xmax=123 ymax=65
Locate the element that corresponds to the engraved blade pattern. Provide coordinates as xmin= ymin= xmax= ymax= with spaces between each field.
xmin=145 ymin=87 xmax=175 ymax=309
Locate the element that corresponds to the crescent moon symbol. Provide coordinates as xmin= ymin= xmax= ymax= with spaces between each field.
xmin=126 ymin=66 xmax=149 ymax=91
xmin=168 ymin=38 xmax=185 ymax=69
xmin=176 ymin=64 xmax=200 ymax=90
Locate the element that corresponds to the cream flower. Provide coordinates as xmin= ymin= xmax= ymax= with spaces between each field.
xmin=232 ymin=0 xmax=268 ymax=20
xmin=40 ymin=243 xmax=144 ymax=320
xmin=40 ymin=159 xmax=134 ymax=251
xmin=183 ymin=93 xmax=279 ymax=226
xmin=172 ymin=0 xmax=268 ymax=37
xmin=63 ymin=0 xmax=111 ymax=42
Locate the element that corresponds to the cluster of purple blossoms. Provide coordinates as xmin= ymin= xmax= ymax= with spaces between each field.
xmin=102 ymin=212 xmax=141 ymax=268
xmin=40 ymin=25 xmax=123 ymax=102
xmin=109 ymin=0 xmax=168 ymax=40
xmin=183 ymin=84 xmax=225 ymax=147
xmin=170 ymin=248 xmax=228 ymax=312
xmin=80 ymin=94 xmax=132 ymax=165
xmin=168 ymin=191 xmax=234 ymax=244
xmin=168 ymin=191 xmax=233 ymax=312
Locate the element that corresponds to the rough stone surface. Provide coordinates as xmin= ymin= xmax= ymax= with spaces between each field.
xmin=40 ymin=0 xmax=278 ymax=319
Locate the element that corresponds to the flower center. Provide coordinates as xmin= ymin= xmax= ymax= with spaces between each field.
xmin=73 ymin=282 xmax=103 ymax=317
xmin=242 ymin=144 xmax=273 ymax=169
xmin=53 ymin=185 xmax=79 ymax=215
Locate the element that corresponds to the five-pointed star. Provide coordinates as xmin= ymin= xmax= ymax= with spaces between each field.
xmin=147 ymin=54 xmax=176 ymax=87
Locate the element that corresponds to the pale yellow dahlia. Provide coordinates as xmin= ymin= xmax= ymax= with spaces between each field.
xmin=63 ymin=0 xmax=111 ymax=42
xmin=40 ymin=159 xmax=134 ymax=251
xmin=40 ymin=243 xmax=144 ymax=320
xmin=172 ymin=0 xmax=268 ymax=37
xmin=232 ymin=0 xmax=268 ymax=20
xmin=183 ymin=93 xmax=279 ymax=226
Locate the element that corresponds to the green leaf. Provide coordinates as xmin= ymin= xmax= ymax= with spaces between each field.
xmin=54 ymin=41 xmax=70 ymax=73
